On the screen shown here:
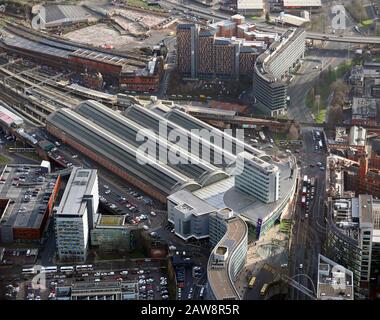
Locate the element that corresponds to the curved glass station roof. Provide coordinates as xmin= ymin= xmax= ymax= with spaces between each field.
xmin=47 ymin=100 xmax=236 ymax=196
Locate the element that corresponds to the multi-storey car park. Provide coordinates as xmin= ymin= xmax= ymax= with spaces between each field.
xmin=0 ymin=164 xmax=61 ymax=243
xmin=0 ymin=23 xmax=164 ymax=92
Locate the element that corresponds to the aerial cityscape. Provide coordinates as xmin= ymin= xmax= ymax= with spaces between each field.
xmin=1 ymin=0 xmax=380 ymax=304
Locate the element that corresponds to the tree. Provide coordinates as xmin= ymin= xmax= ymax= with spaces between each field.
xmin=265 ymin=12 xmax=270 ymax=23
xmin=327 ymin=105 xmax=344 ymax=126
xmin=331 ymin=79 xmax=349 ymax=107
xmin=288 ymin=123 xmax=299 ymax=140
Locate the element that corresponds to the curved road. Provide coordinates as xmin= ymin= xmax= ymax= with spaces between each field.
xmin=160 ymin=0 xmax=380 ymax=44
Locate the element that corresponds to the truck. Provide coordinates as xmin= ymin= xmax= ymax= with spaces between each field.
xmin=259 ymin=131 xmax=266 ymax=141
xmin=301 ymin=186 xmax=307 ymax=195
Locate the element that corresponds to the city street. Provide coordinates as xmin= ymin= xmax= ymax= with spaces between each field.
xmin=287 ymin=44 xmax=352 ymax=123
xmin=289 ymin=127 xmax=327 ymax=299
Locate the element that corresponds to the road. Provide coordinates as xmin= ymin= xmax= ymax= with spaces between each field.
xmin=287 ymin=37 xmax=354 ymax=123
xmin=289 ymin=127 xmax=327 ymax=299
xmin=158 ymin=36 xmax=176 ymax=98
xmin=286 ymin=0 xmax=358 ymax=122
xmin=160 ymin=0 xmax=380 ymax=44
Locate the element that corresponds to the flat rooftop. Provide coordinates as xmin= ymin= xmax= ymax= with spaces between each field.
xmin=352 ymin=97 xmax=378 ymax=119
xmin=70 ymin=49 xmax=147 ymax=72
xmin=0 ymin=105 xmax=24 ymax=127
xmin=238 ymin=151 xmax=278 ymax=172
xmin=283 ymin=0 xmax=322 ymax=7
xmin=43 ymin=5 xmax=93 ymax=24
xmin=168 ymin=189 xmax=216 ymax=216
xmin=331 ymin=195 xmax=377 ymax=242
xmin=255 ymin=27 xmax=304 ymax=83
xmin=0 ymin=164 xmax=58 ymax=229
xmin=192 ymin=156 xmax=297 ymax=223
xmin=317 ymin=254 xmax=354 ymax=300
xmin=98 ymin=215 xmax=125 ymax=226
xmin=207 ymin=215 xmax=247 ymax=300
xmin=331 ymin=198 xmax=360 ymax=241
xmin=56 ymin=167 xmax=97 ymax=217
xmin=237 ymin=0 xmax=264 ymax=10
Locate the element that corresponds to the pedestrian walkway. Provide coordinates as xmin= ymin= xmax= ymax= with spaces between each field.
xmin=234 ymin=225 xmax=290 ymax=299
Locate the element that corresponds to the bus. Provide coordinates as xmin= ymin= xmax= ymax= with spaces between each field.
xmin=75 ymin=265 xmax=93 ymax=272
xmin=260 ymin=283 xmax=269 ymax=296
xmin=60 ymin=266 xmax=74 ymax=273
xmin=22 ymin=268 xmax=36 ymax=275
xmin=42 ymin=266 xmax=58 ymax=274
xmin=248 ymin=276 xmax=256 ymax=289
xmin=199 ymin=286 xmax=205 ymax=299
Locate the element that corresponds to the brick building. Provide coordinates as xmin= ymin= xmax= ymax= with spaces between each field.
xmin=175 ymin=16 xmax=274 ymax=80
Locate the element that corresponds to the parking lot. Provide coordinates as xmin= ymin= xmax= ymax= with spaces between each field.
xmin=42 ymin=131 xmax=167 ymax=232
xmin=19 ymin=261 xmax=171 ymax=300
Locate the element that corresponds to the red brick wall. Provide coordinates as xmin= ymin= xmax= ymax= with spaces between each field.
xmin=13 ymin=175 xmax=61 ymax=241
xmin=47 ymin=124 xmax=168 ymax=203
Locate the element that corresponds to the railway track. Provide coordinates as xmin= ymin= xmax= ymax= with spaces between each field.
xmin=3 ymin=23 xmax=149 ymax=63
xmin=0 ymin=88 xmax=44 ymax=126
xmin=0 ymin=65 xmax=79 ymax=108
xmin=0 ymin=57 xmax=118 ymax=108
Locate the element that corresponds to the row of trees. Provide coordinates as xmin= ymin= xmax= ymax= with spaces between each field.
xmin=326 ymin=79 xmax=349 ymax=126
xmin=346 ymin=0 xmax=369 ymax=24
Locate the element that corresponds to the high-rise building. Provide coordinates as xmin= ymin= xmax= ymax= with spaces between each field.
xmin=214 ymin=38 xmax=238 ymax=78
xmin=239 ymin=46 xmax=258 ymax=76
xmin=235 ymin=151 xmax=280 ymax=203
xmin=176 ymin=17 xmax=267 ymax=80
xmin=324 ymin=195 xmax=380 ymax=297
xmin=253 ymin=27 xmax=305 ymax=116
xmin=55 ymin=167 xmax=99 ymax=262
xmin=176 ymin=24 xmax=198 ymax=78
xmin=198 ymin=29 xmax=216 ymax=78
